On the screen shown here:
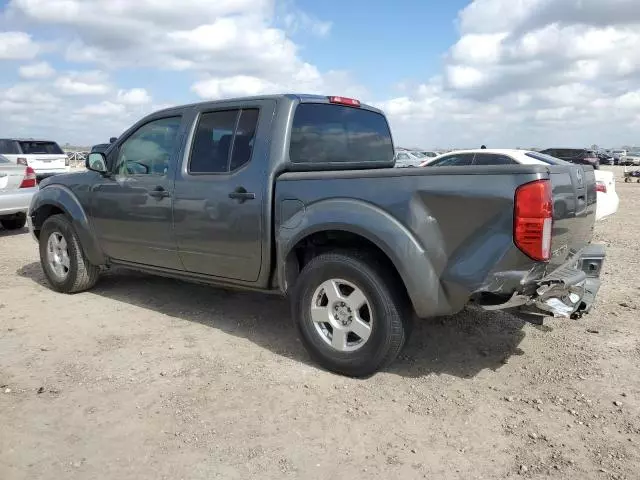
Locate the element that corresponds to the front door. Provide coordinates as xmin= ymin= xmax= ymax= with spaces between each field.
xmin=172 ymin=100 xmax=275 ymax=281
xmin=90 ymin=115 xmax=185 ymax=270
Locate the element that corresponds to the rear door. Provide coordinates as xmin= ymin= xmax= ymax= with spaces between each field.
xmin=173 ymin=99 xmax=276 ymax=281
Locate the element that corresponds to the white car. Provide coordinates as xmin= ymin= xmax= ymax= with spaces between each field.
xmin=394 ymin=151 xmax=423 ymax=167
xmin=0 ymin=154 xmax=38 ymax=230
xmin=0 ymin=138 xmax=69 ymax=180
xmin=420 ymin=148 xmax=618 ymax=222
xmin=625 ymin=151 xmax=640 ymax=166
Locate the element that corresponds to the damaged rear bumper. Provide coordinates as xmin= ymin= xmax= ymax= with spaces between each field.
xmin=481 ymin=244 xmax=605 ymax=319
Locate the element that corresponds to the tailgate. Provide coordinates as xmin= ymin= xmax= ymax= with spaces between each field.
xmin=26 ymin=154 xmax=68 ymax=171
xmin=0 ymin=164 xmax=25 ymax=191
xmin=547 ymin=164 xmax=597 ymax=269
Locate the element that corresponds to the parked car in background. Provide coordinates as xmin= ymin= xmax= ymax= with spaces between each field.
xmin=611 ymin=150 xmax=627 ymax=164
xmin=0 ymin=154 xmax=38 ymax=230
xmin=596 ymin=151 xmax=615 ymax=165
xmin=415 ymin=151 xmax=439 ymax=160
xmin=91 ymin=143 xmax=111 ymax=154
xmin=394 ymin=150 xmax=423 ymax=167
xmin=27 ymin=94 xmax=605 ymax=376
xmin=624 ymin=151 xmax=640 ymax=166
xmin=0 ymin=138 xmax=69 ymax=180
xmin=539 ymin=148 xmax=599 ymax=169
xmin=421 ymin=149 xmax=618 ymax=221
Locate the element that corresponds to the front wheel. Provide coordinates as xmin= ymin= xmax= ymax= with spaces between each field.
xmin=39 ymin=214 xmax=100 ymax=293
xmin=291 ymin=251 xmax=410 ymax=377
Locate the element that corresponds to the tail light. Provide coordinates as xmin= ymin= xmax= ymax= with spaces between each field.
xmin=17 ymin=157 xmax=28 ymax=166
xmin=596 ymin=181 xmax=607 ymax=193
xmin=19 ymin=166 xmax=37 ymax=188
xmin=328 ymin=96 xmax=361 ymax=107
xmin=514 ymin=179 xmax=553 ymax=261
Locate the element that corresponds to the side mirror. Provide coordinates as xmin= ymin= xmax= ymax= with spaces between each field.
xmin=86 ymin=152 xmax=108 ymax=174
xmin=109 ymin=137 xmax=117 ymax=144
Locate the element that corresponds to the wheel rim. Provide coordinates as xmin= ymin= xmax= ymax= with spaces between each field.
xmin=46 ymin=231 xmax=70 ymax=281
xmin=310 ymin=279 xmax=373 ymax=352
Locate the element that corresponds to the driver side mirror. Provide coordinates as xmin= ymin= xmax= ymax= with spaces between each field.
xmin=86 ymin=152 xmax=108 ymax=174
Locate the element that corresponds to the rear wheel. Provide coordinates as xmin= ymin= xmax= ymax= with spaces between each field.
xmin=39 ymin=214 xmax=100 ymax=293
xmin=0 ymin=213 xmax=27 ymax=230
xmin=291 ymin=251 xmax=410 ymax=377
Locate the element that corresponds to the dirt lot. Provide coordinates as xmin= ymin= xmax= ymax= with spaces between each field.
xmin=1 ymin=167 xmax=639 ymax=480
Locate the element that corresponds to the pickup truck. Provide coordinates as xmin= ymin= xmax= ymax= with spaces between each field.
xmin=28 ymin=94 xmax=605 ymax=377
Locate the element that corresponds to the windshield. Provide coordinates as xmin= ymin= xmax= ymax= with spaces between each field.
xmin=422 ymin=151 xmax=437 ymax=157
xmin=18 ymin=141 xmax=64 ymax=155
xmin=411 ymin=152 xmax=426 ymax=158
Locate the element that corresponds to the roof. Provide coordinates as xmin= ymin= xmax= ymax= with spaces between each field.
xmin=424 ymin=148 xmax=546 ymax=165
xmin=154 ymin=93 xmax=382 ymax=116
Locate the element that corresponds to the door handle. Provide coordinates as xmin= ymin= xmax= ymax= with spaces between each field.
xmin=228 ymin=187 xmax=255 ymax=203
xmin=148 ymin=186 xmax=170 ymax=199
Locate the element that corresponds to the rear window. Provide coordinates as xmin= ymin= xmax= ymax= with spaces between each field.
xmin=525 ymin=152 xmax=571 ymax=165
xmin=0 ymin=139 xmax=20 ymax=154
xmin=289 ymin=103 xmax=394 ymax=165
xmin=18 ymin=141 xmax=64 ymax=155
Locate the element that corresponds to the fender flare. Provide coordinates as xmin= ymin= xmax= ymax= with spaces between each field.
xmin=276 ymin=198 xmax=449 ymax=318
xmin=30 ymin=185 xmax=106 ymax=266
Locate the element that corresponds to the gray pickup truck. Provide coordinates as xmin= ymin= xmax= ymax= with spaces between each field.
xmin=28 ymin=94 xmax=605 ymax=377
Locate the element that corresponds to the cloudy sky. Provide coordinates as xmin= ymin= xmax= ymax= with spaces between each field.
xmin=1 ymin=0 xmax=639 ymax=149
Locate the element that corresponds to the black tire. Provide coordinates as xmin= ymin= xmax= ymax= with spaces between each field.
xmin=291 ymin=250 xmax=411 ymax=377
xmin=39 ymin=214 xmax=100 ymax=293
xmin=0 ymin=213 xmax=27 ymax=230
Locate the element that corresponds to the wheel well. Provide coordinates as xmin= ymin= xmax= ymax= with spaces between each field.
xmin=31 ymin=205 xmax=65 ymax=239
xmin=285 ymin=230 xmax=408 ymax=297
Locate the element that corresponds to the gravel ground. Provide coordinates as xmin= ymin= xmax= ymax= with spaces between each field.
xmin=1 ymin=166 xmax=639 ymax=480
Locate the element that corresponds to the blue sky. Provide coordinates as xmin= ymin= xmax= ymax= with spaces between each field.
xmin=1 ymin=0 xmax=640 ymax=148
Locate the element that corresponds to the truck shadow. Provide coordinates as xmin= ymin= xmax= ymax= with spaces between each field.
xmin=0 ymin=226 xmax=29 ymax=238
xmin=18 ymin=263 xmax=526 ymax=379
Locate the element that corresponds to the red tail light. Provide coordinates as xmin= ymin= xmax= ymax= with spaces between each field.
xmin=514 ymin=179 xmax=553 ymax=261
xmin=328 ymin=96 xmax=361 ymax=107
xmin=596 ymin=181 xmax=607 ymax=193
xmin=19 ymin=166 xmax=37 ymax=188
xmin=17 ymin=157 xmax=28 ymax=166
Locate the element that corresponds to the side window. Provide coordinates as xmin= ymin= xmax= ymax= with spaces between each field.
xmin=473 ymin=153 xmax=516 ymax=165
xmin=116 ymin=117 xmax=181 ymax=176
xmin=189 ymin=108 xmax=259 ymax=174
xmin=427 ymin=153 xmax=474 ymax=167
xmin=396 ymin=153 xmax=410 ymax=160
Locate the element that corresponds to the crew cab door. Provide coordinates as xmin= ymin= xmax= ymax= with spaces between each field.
xmin=172 ymin=99 xmax=276 ymax=281
xmin=89 ymin=115 xmax=186 ymax=270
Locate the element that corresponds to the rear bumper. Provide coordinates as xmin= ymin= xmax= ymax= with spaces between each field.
xmin=0 ymin=188 xmax=37 ymax=216
xmin=481 ymin=244 xmax=605 ymax=319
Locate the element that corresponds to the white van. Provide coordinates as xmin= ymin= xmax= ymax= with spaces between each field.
xmin=0 ymin=138 xmax=69 ymax=179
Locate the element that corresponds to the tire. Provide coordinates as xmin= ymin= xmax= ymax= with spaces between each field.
xmin=0 ymin=213 xmax=27 ymax=230
xmin=291 ymin=250 xmax=411 ymax=377
xmin=39 ymin=214 xmax=100 ymax=293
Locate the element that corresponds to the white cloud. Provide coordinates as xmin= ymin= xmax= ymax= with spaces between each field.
xmin=377 ymin=0 xmax=640 ymax=148
xmin=54 ymin=71 xmax=111 ymax=96
xmin=117 ymin=88 xmax=152 ymax=105
xmin=0 ymin=31 xmax=39 ymax=59
xmin=18 ymin=61 xmax=55 ymax=79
